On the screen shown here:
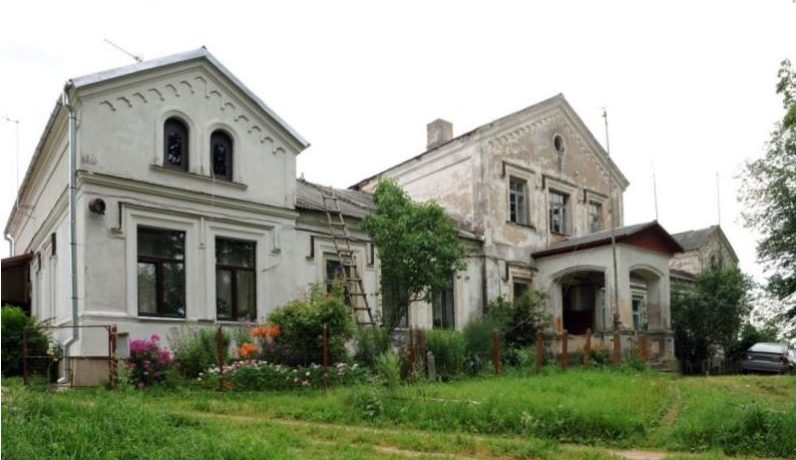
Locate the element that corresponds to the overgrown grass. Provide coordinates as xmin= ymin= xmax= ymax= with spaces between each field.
xmin=654 ymin=375 xmax=796 ymax=457
xmin=4 ymin=371 xmax=795 ymax=458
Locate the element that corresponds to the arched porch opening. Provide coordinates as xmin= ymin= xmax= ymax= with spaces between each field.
xmin=558 ymin=270 xmax=605 ymax=334
xmin=628 ymin=266 xmax=664 ymax=332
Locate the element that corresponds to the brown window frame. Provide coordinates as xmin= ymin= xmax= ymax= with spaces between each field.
xmin=137 ymin=227 xmax=186 ymax=318
xmin=215 ymin=237 xmax=256 ymax=321
xmin=432 ymin=279 xmax=455 ymax=329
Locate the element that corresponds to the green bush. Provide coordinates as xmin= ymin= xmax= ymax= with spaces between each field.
xmin=374 ymin=351 xmax=401 ymax=387
xmin=268 ymin=284 xmax=354 ymax=365
xmin=1 ymin=306 xmax=53 ymax=377
xmin=353 ymin=326 xmax=391 ymax=366
xmin=463 ymin=315 xmax=502 ymax=374
xmin=488 ymin=291 xmax=550 ymax=349
xmin=425 ymin=329 xmax=466 ymax=379
xmin=169 ymin=326 xmax=230 ymax=378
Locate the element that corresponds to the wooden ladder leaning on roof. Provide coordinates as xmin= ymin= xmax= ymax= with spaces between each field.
xmin=321 ymin=189 xmax=375 ymax=327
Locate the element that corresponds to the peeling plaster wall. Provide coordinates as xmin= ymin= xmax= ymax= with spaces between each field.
xmin=670 ymin=230 xmax=739 ymax=275
xmin=361 ymin=100 xmax=627 ymax=328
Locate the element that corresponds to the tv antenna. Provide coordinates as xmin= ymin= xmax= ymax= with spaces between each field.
xmin=103 ymin=39 xmax=142 ymax=63
xmin=602 ymin=107 xmax=620 ymax=332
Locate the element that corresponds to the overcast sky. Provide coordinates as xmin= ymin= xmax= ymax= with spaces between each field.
xmin=1 ymin=0 xmax=795 ymax=283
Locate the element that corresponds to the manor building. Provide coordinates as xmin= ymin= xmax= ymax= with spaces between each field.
xmin=4 ymin=49 xmax=684 ymax=384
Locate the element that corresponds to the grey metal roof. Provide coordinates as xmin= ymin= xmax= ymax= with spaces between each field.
xmin=69 ymin=47 xmax=309 ymax=149
xmin=296 ymin=179 xmax=376 ymax=219
xmin=670 ymin=226 xmax=717 ymax=252
xmin=533 ymin=221 xmax=683 ymax=258
xmin=296 ymin=178 xmax=480 ymax=240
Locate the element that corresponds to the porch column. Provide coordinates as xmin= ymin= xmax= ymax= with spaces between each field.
xmin=608 ymin=247 xmax=633 ymax=330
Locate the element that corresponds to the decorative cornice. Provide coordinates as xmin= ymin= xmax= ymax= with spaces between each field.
xmin=79 ymin=171 xmax=299 ymax=220
xmin=92 ymin=67 xmax=295 ymax=155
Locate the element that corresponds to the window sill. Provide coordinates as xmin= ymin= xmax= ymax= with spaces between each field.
xmin=506 ymin=220 xmax=536 ymax=230
xmin=151 ymin=165 xmax=247 ymax=190
xmin=550 ymin=231 xmax=570 ymax=237
xmin=216 ymin=319 xmax=257 ymax=325
xmin=137 ymin=315 xmax=187 ymax=322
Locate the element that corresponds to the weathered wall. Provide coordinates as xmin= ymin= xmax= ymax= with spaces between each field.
xmin=76 ymin=61 xmax=300 ymax=210
xmin=669 ymin=229 xmax=739 ymax=276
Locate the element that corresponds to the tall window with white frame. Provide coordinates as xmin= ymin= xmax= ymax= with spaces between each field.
xmin=137 ymin=227 xmax=186 ymax=318
xmin=549 ymin=191 xmax=568 ymax=234
xmin=216 ymin=238 xmax=256 ymax=321
xmin=509 ymin=177 xmax=529 ymax=225
xmin=588 ymin=201 xmax=602 ymax=233
xmin=432 ymin=279 xmax=455 ymax=329
xmin=211 ymin=130 xmax=233 ymax=181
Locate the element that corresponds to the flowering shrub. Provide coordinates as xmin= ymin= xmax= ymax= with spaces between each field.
xmin=251 ymin=325 xmax=280 ymax=340
xmin=198 ymin=361 xmax=366 ymax=391
xmin=127 ymin=334 xmax=173 ymax=388
xmin=237 ymin=342 xmax=258 ymax=359
xmin=267 ymin=284 xmax=353 ymax=365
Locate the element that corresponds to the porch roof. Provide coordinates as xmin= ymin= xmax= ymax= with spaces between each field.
xmin=532 ymin=221 xmax=684 ymax=259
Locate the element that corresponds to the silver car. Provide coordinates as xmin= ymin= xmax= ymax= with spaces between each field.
xmin=740 ymin=342 xmax=795 ymax=374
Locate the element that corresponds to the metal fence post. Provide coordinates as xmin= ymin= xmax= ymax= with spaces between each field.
xmin=322 ymin=323 xmax=329 ymax=389
xmin=613 ymin=330 xmax=621 ymax=365
xmin=560 ymin=330 xmax=568 ymax=369
xmin=639 ymin=333 xmax=647 ymax=361
xmin=535 ymin=330 xmax=543 ymax=372
xmin=216 ymin=326 xmax=225 ymax=392
xmin=584 ymin=328 xmax=591 ymax=368
xmin=492 ymin=329 xmax=501 ymax=374
xmin=22 ymin=326 xmax=29 ymax=386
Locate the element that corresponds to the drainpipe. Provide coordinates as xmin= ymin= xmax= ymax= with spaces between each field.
xmin=4 ymin=234 xmax=14 ymax=256
xmin=59 ymin=83 xmax=79 ymax=384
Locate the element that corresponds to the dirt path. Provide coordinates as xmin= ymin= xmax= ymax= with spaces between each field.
xmin=180 ymin=409 xmax=684 ymax=460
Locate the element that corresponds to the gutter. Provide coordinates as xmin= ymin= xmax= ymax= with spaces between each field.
xmin=3 ymin=234 xmax=14 ymax=256
xmin=58 ymin=83 xmax=79 ymax=384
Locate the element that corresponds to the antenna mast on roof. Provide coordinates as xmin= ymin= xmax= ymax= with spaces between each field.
xmin=602 ymin=108 xmax=620 ymax=333
xmin=103 ymin=39 xmax=143 ymax=63
xmin=716 ymin=172 xmax=721 ymax=226
xmin=3 ymin=115 xmax=20 ymax=229
xmin=652 ymin=160 xmax=659 ymax=221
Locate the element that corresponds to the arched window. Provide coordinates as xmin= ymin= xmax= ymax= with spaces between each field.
xmin=164 ymin=117 xmax=189 ymax=170
xmin=211 ymin=130 xmax=233 ymax=181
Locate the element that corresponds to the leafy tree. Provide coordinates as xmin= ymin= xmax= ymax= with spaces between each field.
xmin=487 ymin=291 xmax=550 ymax=349
xmin=361 ymin=180 xmax=465 ymax=332
xmin=740 ymin=59 xmax=796 ymax=333
xmin=671 ymin=267 xmax=753 ymax=374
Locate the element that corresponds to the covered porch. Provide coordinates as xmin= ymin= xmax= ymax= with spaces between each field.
xmin=532 ymin=222 xmax=683 ymax=360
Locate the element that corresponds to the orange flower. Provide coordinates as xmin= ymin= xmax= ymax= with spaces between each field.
xmin=251 ymin=324 xmax=280 ymax=339
xmin=237 ymin=342 xmax=257 ymax=359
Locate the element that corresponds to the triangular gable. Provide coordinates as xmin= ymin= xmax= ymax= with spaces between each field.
xmin=533 ymin=221 xmax=683 ymax=258
xmin=69 ymin=48 xmax=309 ymax=151
xmin=352 ymin=93 xmax=628 ymax=190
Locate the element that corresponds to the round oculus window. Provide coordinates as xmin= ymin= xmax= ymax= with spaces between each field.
xmin=553 ymin=134 xmax=565 ymax=153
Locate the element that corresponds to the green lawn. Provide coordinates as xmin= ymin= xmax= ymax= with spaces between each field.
xmin=3 ymin=369 xmax=795 ymax=459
